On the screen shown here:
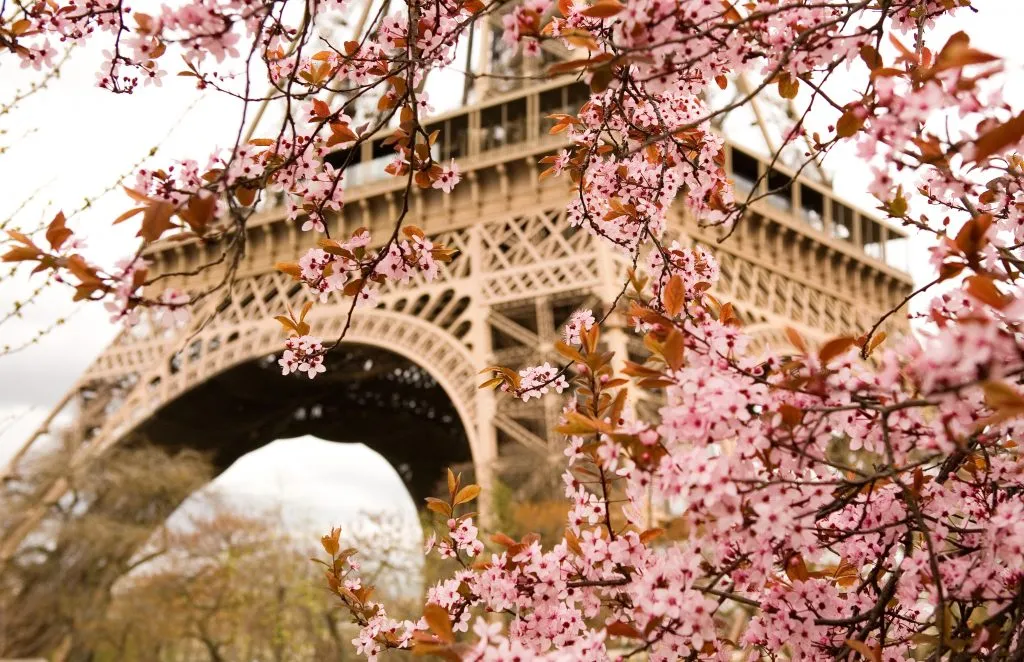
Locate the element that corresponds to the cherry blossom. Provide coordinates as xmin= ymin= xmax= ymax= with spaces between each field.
xmin=432 ymin=160 xmax=462 ymax=194
xmin=8 ymin=0 xmax=1024 ymax=659
xmin=514 ymin=363 xmax=570 ymax=402
xmin=562 ymin=309 xmax=595 ymax=345
xmin=278 ymin=335 xmax=326 ymax=379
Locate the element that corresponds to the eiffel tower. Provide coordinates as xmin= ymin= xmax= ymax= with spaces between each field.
xmin=0 ymin=21 xmax=914 ymax=566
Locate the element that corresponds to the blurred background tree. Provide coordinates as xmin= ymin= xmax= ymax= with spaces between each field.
xmin=0 ymin=441 xmax=423 ymax=661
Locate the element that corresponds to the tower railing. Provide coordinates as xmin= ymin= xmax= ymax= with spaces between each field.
xmin=326 ymin=75 xmax=913 ymax=281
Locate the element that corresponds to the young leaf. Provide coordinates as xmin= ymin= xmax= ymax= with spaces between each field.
xmin=785 ymin=554 xmax=810 ymax=582
xmin=423 ymin=604 xmax=455 ymax=644
xmin=138 ymin=201 xmax=176 ymax=243
xmin=845 ymin=639 xmax=881 ymax=662
xmin=818 ymin=336 xmax=855 ymax=364
xmin=965 ymin=274 xmax=1011 ymax=309
xmin=580 ymin=0 xmax=624 ymax=18
xmin=453 ymin=484 xmax=481 ymax=505
xmin=275 ymin=315 xmax=299 ymax=335
xmin=606 ymin=621 xmax=643 ymax=639
xmin=447 ymin=468 xmax=458 ymax=497
xmin=321 ymin=527 xmax=341 ymax=556
xmin=836 ymin=107 xmax=865 ymax=138
xmin=425 ymin=497 xmax=453 ymax=516
xmin=785 ymin=327 xmax=807 ymax=353
xmin=45 ymin=212 xmax=72 ymax=251
xmin=663 ymin=275 xmax=685 ymax=317
xmin=973 ymin=111 xmax=1024 ymax=163
xmin=777 ymin=73 xmax=799 ymax=99
xmin=276 ymin=262 xmax=302 ymax=280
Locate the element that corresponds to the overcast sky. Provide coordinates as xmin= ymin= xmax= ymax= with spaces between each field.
xmin=0 ymin=2 xmax=1022 ymax=536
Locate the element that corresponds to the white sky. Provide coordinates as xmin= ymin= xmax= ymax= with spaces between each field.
xmin=0 ymin=2 xmax=1021 ymax=533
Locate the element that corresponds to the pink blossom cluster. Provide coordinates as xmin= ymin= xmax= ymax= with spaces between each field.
xmin=340 ymin=220 xmax=1024 ymax=660
xmin=277 ymin=335 xmax=325 ymax=378
xmin=6 ymin=0 xmax=484 ymax=334
xmin=562 ymin=91 xmax=732 ymax=248
xmin=500 ymin=0 xmax=551 ymax=57
xmin=337 ymin=4 xmax=1024 ymax=655
xmin=291 ymin=227 xmax=441 ymax=312
xmin=447 ymin=516 xmax=484 ymax=557
xmin=562 ymin=309 xmax=595 ymax=345
xmin=352 ymin=611 xmax=418 ymax=661
xmin=101 ymin=257 xmax=149 ymax=326
xmin=647 ymin=242 xmax=720 ymax=309
xmin=100 ymin=257 xmax=191 ymax=329
xmin=14 ymin=1 xmax=271 ymax=89
xmin=513 ymin=363 xmax=569 ymax=402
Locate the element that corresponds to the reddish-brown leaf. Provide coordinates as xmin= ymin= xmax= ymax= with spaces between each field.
xmin=859 ymin=44 xmax=882 ymax=70
xmin=113 ymin=207 xmax=145 ymax=225
xmin=548 ymin=59 xmax=592 ymax=75
xmin=580 ymin=0 xmax=624 ymax=17
xmin=122 ymin=186 xmax=153 ymax=204
xmin=453 ymin=484 xmax=481 ymax=506
xmin=423 ymin=604 xmax=455 ymax=644
xmin=662 ymin=329 xmax=685 ymax=372
xmin=663 ymin=274 xmax=685 ymax=317
xmin=138 ymin=201 xmax=176 ymax=243
xmin=235 ymin=187 xmax=256 ymax=207
xmin=866 ymin=331 xmax=887 ymax=356
xmin=555 ymin=340 xmax=586 ymax=363
xmin=954 ymin=213 xmax=993 ymax=256
xmin=590 ymin=65 xmax=613 ymax=93
xmin=639 ymin=527 xmax=664 ymax=544
xmin=786 ymin=554 xmax=810 ymax=582
xmin=275 ymin=315 xmax=299 ymax=335
xmin=342 ymin=279 xmax=365 ymax=296
xmin=932 ymin=31 xmax=998 ymax=75
xmin=965 ymin=275 xmax=1012 ymax=309
xmin=491 ymin=532 xmax=517 ymax=548
xmin=276 ymin=261 xmax=302 ymax=280
xmin=45 ymin=212 xmax=72 ymax=251
xmin=819 ymin=336 xmax=855 ymax=364
xmin=328 ymin=122 xmax=359 ymax=146
xmin=312 ymin=98 xmax=331 ymax=119
xmin=845 ymin=639 xmax=882 ymax=662
xmin=478 ymin=377 xmax=505 ymax=390
xmin=321 ymin=527 xmax=341 ymax=556
xmin=785 ymin=327 xmax=807 ymax=353
xmin=1 ymin=245 xmax=42 ymax=263
xmin=606 ymin=621 xmax=643 ymax=639
xmin=447 ymin=468 xmax=458 ymax=497
xmin=425 ymin=497 xmax=453 ymax=516
xmin=777 ymin=73 xmax=799 ymax=99
xmin=836 ymin=108 xmax=864 ymax=138
xmin=562 ymin=30 xmax=599 ymax=50
xmin=982 ymin=381 xmax=1024 ymax=412
xmin=973 ymin=112 xmax=1024 ymax=163
xmin=779 ymin=404 xmax=804 ymax=428
xmin=180 ymin=194 xmax=217 ymax=233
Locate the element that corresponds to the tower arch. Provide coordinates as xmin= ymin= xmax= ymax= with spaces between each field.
xmin=132 ymin=306 xmax=482 ymax=504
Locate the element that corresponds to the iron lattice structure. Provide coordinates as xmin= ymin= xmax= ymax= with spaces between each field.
xmin=0 ymin=75 xmax=914 ymax=561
